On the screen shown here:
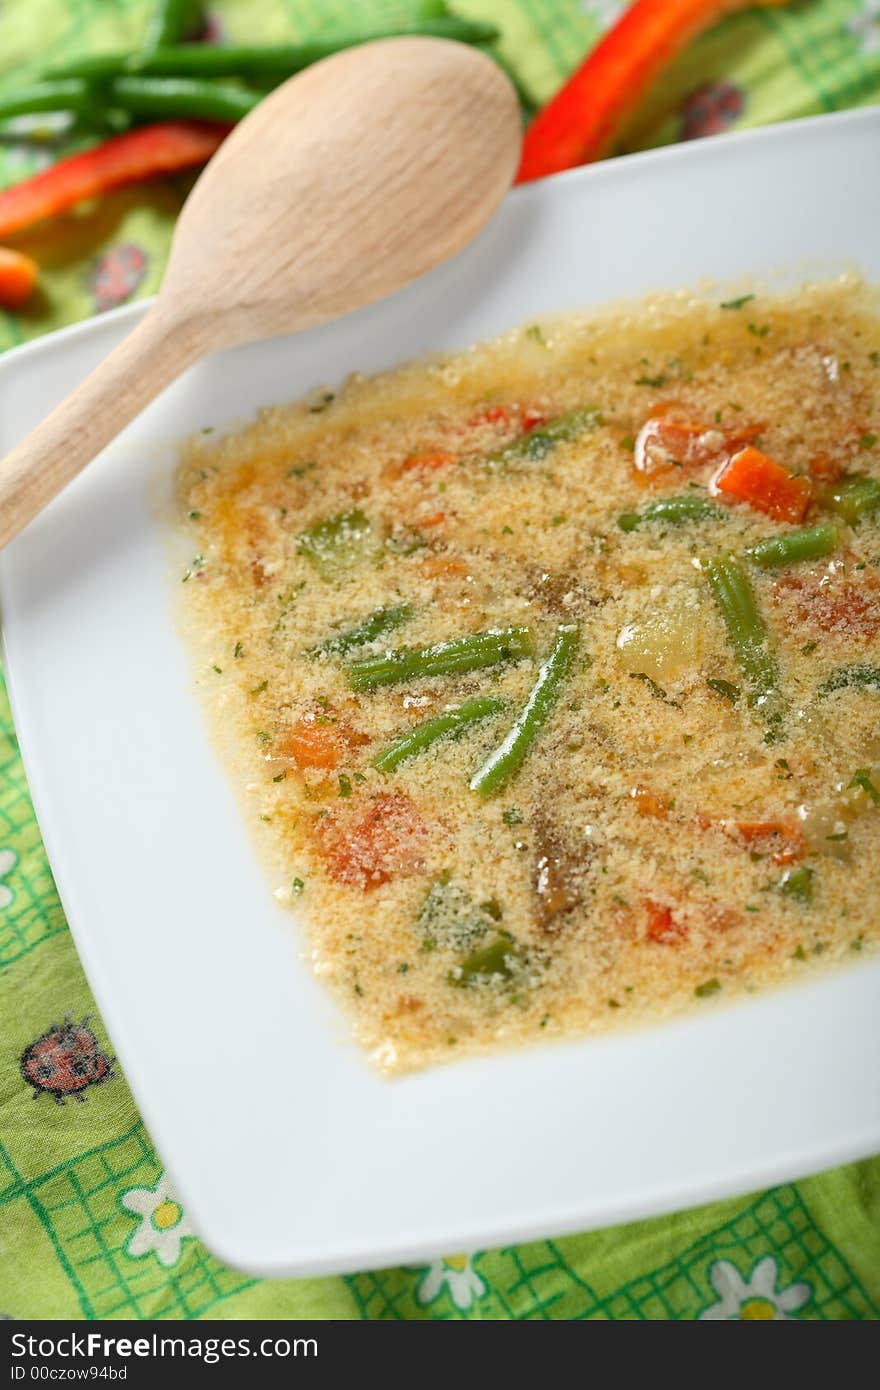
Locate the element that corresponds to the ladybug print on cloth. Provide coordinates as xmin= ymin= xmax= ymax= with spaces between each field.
xmin=20 ymin=1016 xmax=114 ymax=1104
xmin=680 ymin=82 xmax=744 ymax=141
xmin=88 ymin=244 xmax=148 ymax=313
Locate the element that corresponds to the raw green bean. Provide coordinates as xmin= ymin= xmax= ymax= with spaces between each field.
xmin=483 ymin=407 xmax=602 ymax=470
xmin=823 ymin=475 xmax=880 ymax=525
xmin=747 ymin=521 xmax=838 ymax=569
xmin=106 ymin=75 xmax=261 ymax=122
xmin=308 ymin=604 xmax=413 ymax=657
xmin=617 ymin=494 xmax=721 ymax=532
xmin=349 ymin=627 xmax=535 ymax=691
xmin=42 ymin=54 xmax=129 ymax=81
xmin=373 ymin=697 xmax=505 ymax=773
xmin=0 ymin=80 xmax=98 ymax=122
xmin=44 ymin=18 xmax=498 ymax=80
xmin=850 ymin=768 xmax=880 ymax=805
xmin=470 ymin=626 xmax=578 ymax=796
xmin=141 ymin=19 xmax=498 ymax=71
xmin=703 ymin=554 xmax=783 ymax=739
xmin=297 ymin=508 xmax=374 ymax=579
xmin=819 ymin=665 xmax=880 ymax=697
xmin=140 ymin=0 xmax=204 ymax=58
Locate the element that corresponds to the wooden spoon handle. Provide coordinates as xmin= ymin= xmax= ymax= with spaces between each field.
xmin=0 ymin=307 xmax=196 ymax=549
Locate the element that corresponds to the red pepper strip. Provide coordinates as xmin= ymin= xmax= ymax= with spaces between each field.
xmin=0 ymin=247 xmax=38 ymax=308
xmin=0 ymin=121 xmax=230 ymax=239
xmin=516 ymin=0 xmax=791 ymax=183
xmin=713 ymin=445 xmax=812 ymax=523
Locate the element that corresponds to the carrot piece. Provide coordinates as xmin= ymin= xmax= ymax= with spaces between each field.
xmin=420 ymin=556 xmax=468 ymax=578
xmin=320 ymin=791 xmax=431 ymax=889
xmin=278 ymin=717 xmax=344 ymax=770
xmin=731 ymin=820 xmax=804 ymax=866
xmin=713 ymin=445 xmax=812 ymax=522
xmin=418 ymin=512 xmax=446 ymax=527
xmin=0 ymin=121 xmax=229 ymax=238
xmin=629 ymin=783 xmax=668 ymax=817
xmin=516 ymin=0 xmax=791 ymax=182
xmin=644 ymin=898 xmax=687 ymax=945
xmin=698 ymin=814 xmax=804 ymax=866
xmin=808 ymin=451 xmax=844 ymax=483
xmin=0 ymin=246 xmax=38 ymax=307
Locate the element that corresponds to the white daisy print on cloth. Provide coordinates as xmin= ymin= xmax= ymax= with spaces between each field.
xmin=120 ymin=1172 xmax=193 ymax=1268
xmin=700 ymin=1256 xmax=811 ymax=1320
xmin=848 ymin=1 xmax=880 ymax=54
xmin=0 ymin=849 xmax=18 ymax=911
xmin=580 ymin=1 xmax=627 ymax=26
xmin=416 ymin=1255 xmax=487 ymax=1312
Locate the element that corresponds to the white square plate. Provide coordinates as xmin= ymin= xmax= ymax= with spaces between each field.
xmin=2 ymin=110 xmax=879 ymax=1278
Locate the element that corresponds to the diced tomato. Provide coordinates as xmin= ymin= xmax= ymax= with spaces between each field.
xmin=401 ymin=451 xmax=455 ymax=474
xmin=467 ymin=404 xmax=547 ymax=433
xmin=712 ymin=445 xmax=812 ymax=522
xmin=469 ymin=404 xmax=514 ymax=428
xmin=774 ymin=571 xmax=880 ymax=641
xmin=644 ymin=899 xmax=687 ymax=945
xmin=383 ymin=450 xmax=455 ymax=483
xmin=522 ymin=407 xmax=548 ymax=432
xmin=320 ymin=791 xmax=431 ymax=889
xmin=633 ymin=406 xmax=761 ymax=480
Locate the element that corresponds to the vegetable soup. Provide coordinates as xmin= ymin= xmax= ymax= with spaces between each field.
xmin=175 ymin=279 xmax=880 ymax=1073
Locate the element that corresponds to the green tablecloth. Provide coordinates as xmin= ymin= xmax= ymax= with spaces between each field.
xmin=1 ymin=0 xmax=879 ymax=1321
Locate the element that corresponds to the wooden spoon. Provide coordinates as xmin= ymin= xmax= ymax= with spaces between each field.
xmin=0 ymin=38 xmax=520 ymax=548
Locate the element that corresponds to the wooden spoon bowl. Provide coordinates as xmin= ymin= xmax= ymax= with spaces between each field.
xmin=0 ymin=37 xmax=521 ymax=548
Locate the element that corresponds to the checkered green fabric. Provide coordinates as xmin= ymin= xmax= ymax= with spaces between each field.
xmin=1 ymin=0 xmax=879 ymax=1320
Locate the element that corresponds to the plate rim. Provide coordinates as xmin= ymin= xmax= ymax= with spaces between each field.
xmin=2 ymin=106 xmax=879 ymax=1279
